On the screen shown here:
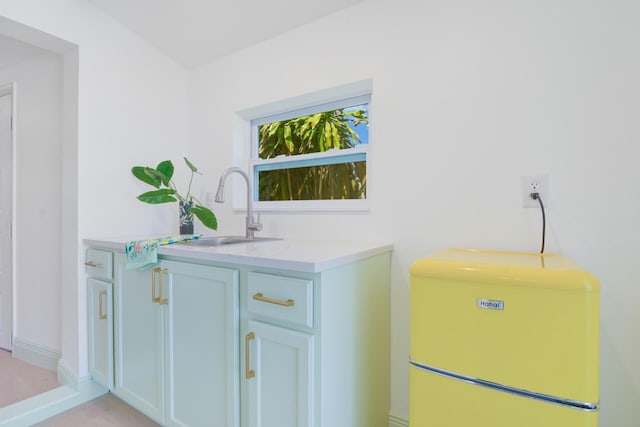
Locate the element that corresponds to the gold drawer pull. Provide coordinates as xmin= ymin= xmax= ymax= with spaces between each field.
xmin=159 ymin=268 xmax=169 ymax=305
xmin=252 ymin=293 xmax=294 ymax=307
xmin=98 ymin=290 xmax=108 ymax=320
xmin=151 ymin=268 xmax=161 ymax=303
xmin=152 ymin=268 xmax=169 ymax=305
xmin=85 ymin=261 xmax=104 ymax=268
xmin=245 ymin=332 xmax=255 ymax=379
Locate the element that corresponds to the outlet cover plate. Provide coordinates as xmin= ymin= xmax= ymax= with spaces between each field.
xmin=522 ymin=174 xmax=548 ymax=208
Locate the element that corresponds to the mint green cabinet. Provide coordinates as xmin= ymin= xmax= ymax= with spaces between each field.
xmin=113 ymin=255 xmax=164 ymax=422
xmin=162 ymin=260 xmax=239 ymax=427
xmin=246 ymin=320 xmax=314 ymax=427
xmin=87 ymin=242 xmax=391 ymax=427
xmin=113 ymin=254 xmax=239 ymax=426
xmin=242 ymin=252 xmax=391 ymax=427
xmin=87 ymin=278 xmax=113 ymax=390
xmin=85 ymin=249 xmax=114 ymax=391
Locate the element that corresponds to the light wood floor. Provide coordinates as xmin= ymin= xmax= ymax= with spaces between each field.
xmin=34 ymin=393 xmax=159 ymax=426
xmin=1 ymin=349 xmax=157 ymax=425
xmin=0 ymin=349 xmax=59 ymax=407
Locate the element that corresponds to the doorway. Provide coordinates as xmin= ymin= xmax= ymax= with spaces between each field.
xmin=0 ymin=92 xmax=12 ymax=351
xmin=0 ymin=17 xmax=84 ymax=424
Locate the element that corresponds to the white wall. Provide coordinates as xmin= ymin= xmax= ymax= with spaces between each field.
xmin=2 ymin=0 xmax=639 ymax=424
xmin=189 ymin=0 xmax=640 ymax=424
xmin=0 ymin=52 xmax=63 ymax=352
xmin=0 ymin=0 xmax=190 ymax=379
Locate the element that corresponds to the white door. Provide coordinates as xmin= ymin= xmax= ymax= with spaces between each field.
xmin=0 ymin=94 xmax=12 ymax=351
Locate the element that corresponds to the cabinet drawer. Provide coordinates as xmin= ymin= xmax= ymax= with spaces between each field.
xmin=85 ymin=249 xmax=113 ymax=280
xmin=247 ymin=272 xmax=313 ymax=328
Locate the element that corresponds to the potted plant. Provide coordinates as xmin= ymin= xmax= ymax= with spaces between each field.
xmin=132 ymin=157 xmax=217 ymax=234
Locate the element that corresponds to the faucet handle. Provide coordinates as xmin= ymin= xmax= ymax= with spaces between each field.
xmin=249 ymin=213 xmax=263 ymax=232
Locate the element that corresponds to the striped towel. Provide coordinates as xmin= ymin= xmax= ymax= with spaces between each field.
xmin=125 ymin=235 xmax=202 ymax=270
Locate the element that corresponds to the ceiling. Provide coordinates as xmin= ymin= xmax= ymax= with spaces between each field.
xmin=88 ymin=0 xmax=365 ymax=68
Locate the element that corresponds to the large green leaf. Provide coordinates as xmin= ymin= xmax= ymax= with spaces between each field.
xmin=146 ymin=168 xmax=170 ymax=186
xmin=284 ymin=125 xmax=294 ymax=153
xmin=137 ymin=189 xmax=177 ymax=204
xmin=332 ymin=125 xmax=341 ymax=149
xmin=309 ymin=114 xmax=321 ymax=128
xmin=190 ymin=205 xmax=218 ymax=230
xmin=132 ymin=166 xmax=162 ymax=188
xmin=184 ymin=157 xmax=200 ymax=174
xmin=156 ymin=160 xmax=174 ymax=185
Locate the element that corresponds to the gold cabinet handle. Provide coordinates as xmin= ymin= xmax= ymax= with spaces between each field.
xmin=151 ymin=268 xmax=169 ymax=305
xmin=84 ymin=261 xmax=104 ymax=268
xmin=252 ymin=293 xmax=294 ymax=307
xmin=158 ymin=268 xmax=169 ymax=305
xmin=151 ymin=267 xmax=169 ymax=305
xmin=98 ymin=290 xmax=108 ymax=320
xmin=245 ymin=332 xmax=255 ymax=379
xmin=151 ymin=268 xmax=161 ymax=303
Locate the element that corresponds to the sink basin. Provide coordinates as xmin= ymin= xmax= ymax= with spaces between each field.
xmin=185 ymin=236 xmax=281 ymax=247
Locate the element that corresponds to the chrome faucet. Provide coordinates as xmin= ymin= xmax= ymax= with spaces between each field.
xmin=214 ymin=167 xmax=262 ymax=239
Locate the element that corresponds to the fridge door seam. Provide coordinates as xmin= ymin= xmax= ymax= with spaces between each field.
xmin=409 ymin=360 xmax=599 ymax=412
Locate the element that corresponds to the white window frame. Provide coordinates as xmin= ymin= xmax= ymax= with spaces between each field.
xmin=246 ymin=93 xmax=371 ymax=213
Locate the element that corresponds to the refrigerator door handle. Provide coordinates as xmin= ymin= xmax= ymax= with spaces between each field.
xmin=409 ymin=360 xmax=599 ymax=412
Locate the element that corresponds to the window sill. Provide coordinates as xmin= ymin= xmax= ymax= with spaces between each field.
xmin=251 ymin=199 xmax=369 ymax=214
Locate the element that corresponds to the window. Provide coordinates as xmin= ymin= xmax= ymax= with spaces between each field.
xmin=250 ymin=94 xmax=370 ymax=210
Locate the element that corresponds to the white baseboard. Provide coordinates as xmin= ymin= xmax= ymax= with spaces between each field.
xmin=11 ymin=337 xmax=61 ymax=373
xmin=389 ymin=412 xmax=409 ymax=427
xmin=0 ymin=378 xmax=107 ymax=426
xmin=56 ymin=358 xmax=90 ymax=389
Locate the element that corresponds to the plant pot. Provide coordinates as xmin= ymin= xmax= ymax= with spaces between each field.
xmin=179 ymin=201 xmax=194 ymax=235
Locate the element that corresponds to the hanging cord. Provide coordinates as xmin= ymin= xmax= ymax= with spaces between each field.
xmin=531 ymin=192 xmax=546 ymax=253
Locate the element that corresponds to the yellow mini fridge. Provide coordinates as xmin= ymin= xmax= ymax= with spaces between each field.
xmin=410 ymin=249 xmax=600 ymax=427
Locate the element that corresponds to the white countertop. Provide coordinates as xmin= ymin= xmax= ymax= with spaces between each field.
xmin=84 ymin=236 xmax=393 ymax=273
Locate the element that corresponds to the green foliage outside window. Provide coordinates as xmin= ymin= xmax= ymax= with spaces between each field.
xmin=257 ymin=106 xmax=368 ymax=201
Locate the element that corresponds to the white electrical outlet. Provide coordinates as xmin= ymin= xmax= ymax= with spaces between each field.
xmin=522 ymin=174 xmax=548 ymax=208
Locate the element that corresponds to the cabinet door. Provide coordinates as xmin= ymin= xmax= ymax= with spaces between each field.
xmin=246 ymin=320 xmax=314 ymax=427
xmin=87 ymin=278 xmax=113 ymax=390
xmin=163 ymin=260 xmax=239 ymax=427
xmin=113 ymin=254 xmax=165 ymax=424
